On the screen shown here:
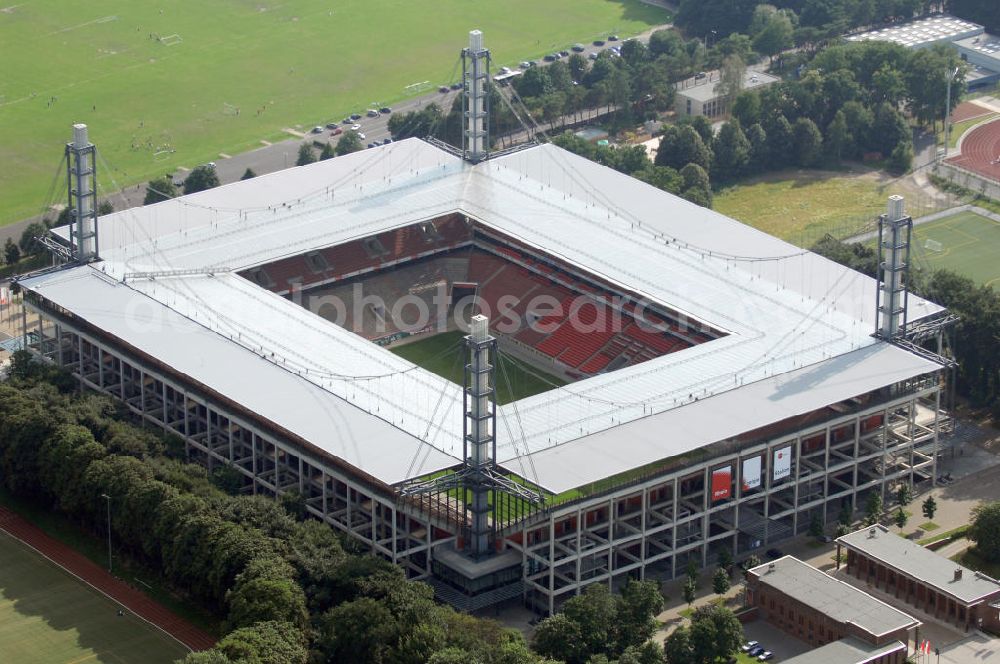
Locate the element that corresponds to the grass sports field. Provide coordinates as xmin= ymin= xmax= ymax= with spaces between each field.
xmin=0 ymin=0 xmax=665 ymax=226
xmin=908 ymin=211 xmax=1000 ymax=287
xmin=0 ymin=531 xmax=189 ymax=664
xmin=389 ymin=330 xmax=565 ymax=403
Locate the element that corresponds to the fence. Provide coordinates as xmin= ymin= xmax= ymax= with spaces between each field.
xmin=932 ymin=161 xmax=1000 ymax=203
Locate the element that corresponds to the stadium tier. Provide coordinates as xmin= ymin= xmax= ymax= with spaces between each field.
xmin=18 ymin=138 xmax=948 ymax=614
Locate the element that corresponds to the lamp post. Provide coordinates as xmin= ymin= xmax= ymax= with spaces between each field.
xmin=943 ymin=66 xmax=960 ymax=158
xmin=705 ymin=29 xmax=717 ymax=50
xmin=100 ymin=493 xmax=112 ymax=573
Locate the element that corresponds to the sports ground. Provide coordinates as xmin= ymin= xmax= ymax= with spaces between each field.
xmin=0 ymin=531 xmax=190 ymax=664
xmin=909 ymin=210 xmax=1000 ymax=287
xmin=0 ymin=0 xmax=665 ymax=227
xmin=389 ymin=330 xmax=566 ymax=404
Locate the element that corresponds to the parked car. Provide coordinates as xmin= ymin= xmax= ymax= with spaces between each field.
xmin=366 ymin=109 xmax=379 ymax=118
xmin=438 ymin=85 xmax=450 ymax=93
xmin=758 ymin=652 xmax=774 ymax=661
xmin=382 ymin=138 xmax=392 ymax=145
xmin=748 ymin=645 xmax=765 ymax=657
xmin=367 ymin=142 xmax=377 ymax=149
xmin=330 ymin=127 xmax=343 ymax=136
xmin=342 ymin=117 xmax=352 ymax=125
xmin=543 ymin=53 xmax=556 ymax=62
xmin=311 ymin=126 xmax=324 ymax=134
xmin=499 ymin=65 xmax=511 ymax=74
xmin=593 ymin=39 xmax=605 ymax=46
xmin=572 ymin=43 xmax=585 ymax=52
xmin=608 ymin=34 xmax=619 ymax=41
xmin=380 ymin=106 xmax=392 ymax=114
xmin=350 ymin=123 xmax=361 ymax=131
xmin=350 ymin=113 xmax=362 ymax=120
xmin=519 ymin=61 xmax=531 ymax=69
xmin=356 ymin=132 xmax=366 ymax=140
xmin=559 ymin=49 xmax=570 ymax=57
xmin=326 ymin=122 xmax=339 ymax=129
xmin=588 ymin=52 xmax=598 ymax=60
xmin=450 ymin=82 xmax=463 ymax=90
xmin=741 ymin=641 xmax=759 ymax=653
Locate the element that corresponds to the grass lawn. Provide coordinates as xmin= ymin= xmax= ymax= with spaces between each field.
xmin=917 ymin=524 xmax=970 ymax=546
xmin=952 ymin=548 xmax=1000 ymax=579
xmin=908 ymin=211 xmax=1000 ymax=287
xmin=0 ymin=0 xmax=666 ymax=226
xmin=389 ymin=330 xmax=566 ymax=404
xmin=943 ymin=113 xmax=999 ymax=147
xmin=0 ymin=531 xmax=190 ymax=664
xmin=920 ymin=521 xmax=940 ymax=531
xmin=715 ymin=169 xmax=945 ymax=247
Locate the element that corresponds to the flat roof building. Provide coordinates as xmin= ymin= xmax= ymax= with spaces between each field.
xmin=846 ymin=14 xmax=983 ymax=49
xmin=837 ymin=525 xmax=1000 ymax=632
xmin=781 ymin=637 xmax=908 ymax=664
xmin=674 ymin=70 xmax=779 ymax=118
xmin=747 ymin=555 xmax=918 ymax=657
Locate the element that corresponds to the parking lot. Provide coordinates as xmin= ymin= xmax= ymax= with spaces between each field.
xmin=741 ymin=620 xmax=811 ymax=661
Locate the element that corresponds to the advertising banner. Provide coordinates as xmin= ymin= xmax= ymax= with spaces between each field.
xmin=711 ymin=466 xmax=732 ymax=502
xmin=773 ymin=445 xmax=792 ymax=481
xmin=741 ymin=456 xmax=762 ymax=491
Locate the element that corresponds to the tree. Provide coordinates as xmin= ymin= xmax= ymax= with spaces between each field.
xmin=838 ymin=504 xmax=853 ymax=526
xmin=896 ymin=484 xmax=912 ymax=507
xmin=742 ymin=554 xmax=761 ymax=579
xmin=865 ymin=491 xmax=883 ymax=526
xmin=317 ymin=143 xmax=334 ymax=161
xmin=922 ymin=495 xmax=937 ymax=521
xmin=335 ymin=131 xmax=363 ymax=156
xmin=745 ymin=123 xmax=767 ymax=173
xmin=296 ymin=143 xmax=316 ymax=166
xmin=663 ymin=625 xmax=693 ymax=664
xmin=969 ymin=502 xmax=1000 ymax=563
xmin=752 ymin=11 xmax=794 ymax=63
xmin=731 ymin=91 xmax=761 ymax=128
xmin=712 ymin=120 xmax=750 ymax=179
xmin=690 ymin=605 xmax=743 ymax=663
xmin=680 ymin=163 xmax=712 ymax=207
xmin=316 ymin=597 xmax=396 ymax=664
xmin=872 ymin=102 xmax=910 ymax=157
xmin=533 ymin=613 xmax=586 ymax=664
xmin=712 ymin=567 xmax=730 ymax=595
xmin=717 ymin=55 xmax=747 ymax=104
xmin=617 ymin=580 xmax=665 ymax=651
xmin=764 ymin=114 xmax=793 ymax=168
xmin=792 ymin=117 xmax=823 ymax=167
xmin=184 ymin=165 xmax=220 ymax=194
xmin=808 ymin=512 xmax=823 ymax=538
xmin=4 ymin=237 xmax=21 ymax=265
xmin=97 ymin=200 xmax=114 ymax=216
xmin=215 ymin=621 xmax=308 ymax=664
xmin=826 ymin=110 xmax=850 ymax=162
xmin=894 ymin=507 xmax=908 ymax=531
xmin=143 ymin=176 xmax=177 ymax=205
xmin=717 ymin=547 xmax=733 ymax=571
xmin=240 ymin=168 xmax=256 ymax=180
xmin=683 ymin=577 xmax=697 ymax=607
xmin=18 ymin=222 xmax=47 ymax=256
xmin=887 ymin=140 xmax=913 ymax=175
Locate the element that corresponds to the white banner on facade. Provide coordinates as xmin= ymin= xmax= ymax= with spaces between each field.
xmin=773 ymin=445 xmax=792 ymax=481
xmin=742 ymin=456 xmax=762 ymax=491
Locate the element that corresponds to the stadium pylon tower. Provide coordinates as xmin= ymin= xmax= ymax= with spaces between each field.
xmin=15 ymin=35 xmax=959 ymax=616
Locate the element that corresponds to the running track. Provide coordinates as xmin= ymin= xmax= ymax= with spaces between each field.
xmin=946 ymin=117 xmax=1000 ymax=182
xmin=0 ymin=505 xmax=216 ymax=652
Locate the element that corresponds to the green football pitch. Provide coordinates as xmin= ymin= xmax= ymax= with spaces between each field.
xmin=0 ymin=0 xmax=666 ymax=227
xmin=908 ymin=211 xmax=1000 ymax=287
xmin=0 ymin=531 xmax=189 ymax=664
xmin=389 ymin=330 xmax=566 ymax=403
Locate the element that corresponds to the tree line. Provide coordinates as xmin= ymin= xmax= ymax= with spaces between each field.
xmin=0 ymin=357 xmax=561 ymax=664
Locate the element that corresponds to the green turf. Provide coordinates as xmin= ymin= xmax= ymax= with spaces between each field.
xmin=941 ymin=113 xmax=999 ymax=148
xmin=0 ymin=0 xmax=666 ymax=226
xmin=0 ymin=531 xmax=190 ymax=664
xmin=388 ymin=329 xmax=566 ymax=403
xmin=908 ymin=211 xmax=1000 ymax=287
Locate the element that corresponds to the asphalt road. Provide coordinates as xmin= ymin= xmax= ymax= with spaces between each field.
xmin=1 ymin=24 xmax=672 ymax=247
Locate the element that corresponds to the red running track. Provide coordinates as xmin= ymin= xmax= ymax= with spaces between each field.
xmin=946 ymin=117 xmax=1000 ymax=183
xmin=0 ymin=505 xmax=216 ymax=652
xmin=950 ymin=101 xmax=994 ymax=123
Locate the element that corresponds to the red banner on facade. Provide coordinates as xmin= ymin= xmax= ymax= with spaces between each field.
xmin=711 ymin=466 xmax=731 ymax=502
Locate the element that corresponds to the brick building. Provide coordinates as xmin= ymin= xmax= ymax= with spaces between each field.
xmin=837 ymin=525 xmax=1000 ymax=633
xmin=747 ymin=556 xmax=918 ymax=662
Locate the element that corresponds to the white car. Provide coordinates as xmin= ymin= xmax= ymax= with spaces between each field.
xmin=350 ymin=124 xmax=361 ymax=131
xmin=357 ymin=132 xmax=366 ymax=140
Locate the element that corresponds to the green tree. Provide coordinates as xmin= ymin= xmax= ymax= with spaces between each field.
xmin=3 ymin=238 xmax=21 ymax=265
xmin=690 ymin=604 xmax=743 ymax=663
xmin=752 ymin=11 xmax=794 ymax=63
xmin=896 ymin=484 xmax=912 ymax=507
xmin=712 ymin=119 xmax=750 ymax=179
xmin=18 ymin=222 xmax=47 ymax=256
xmin=742 ymin=554 xmax=761 ymax=579
xmin=808 ymin=512 xmax=823 ymax=537
xmin=712 ymin=567 xmax=730 ymax=595
xmin=792 ymin=117 xmax=823 ymax=167
xmin=683 ymin=577 xmax=697 ymax=607
xmin=969 ymin=502 xmax=1000 ymax=562
xmin=617 ymin=580 xmax=665 ymax=651
xmin=865 ymin=491 xmax=883 ymax=526
xmin=731 ymin=91 xmax=761 ymax=128
xmin=226 ymin=557 xmax=308 ymax=629
xmin=663 ymin=625 xmax=693 ymax=664
xmin=143 ymin=176 xmax=177 ymax=205
xmin=97 ymin=200 xmax=114 ymax=216
xmin=319 ymin=143 xmax=336 ymax=161
xmin=335 ymin=131 xmax=363 ymax=156
xmin=838 ymin=504 xmax=853 ymax=526
xmin=184 ymin=165 xmax=220 ymax=194
xmin=922 ymin=495 xmax=937 ymax=521
xmin=826 ymin=110 xmax=850 ymax=162
xmin=533 ymin=613 xmax=586 ymax=664
xmin=215 ymin=621 xmax=308 ymax=664
xmin=296 ymin=143 xmax=316 ymax=166
xmin=887 ymin=140 xmax=913 ymax=175
xmin=240 ymin=167 xmax=256 ymax=180
xmin=894 ymin=507 xmax=908 ymax=531
xmin=764 ymin=114 xmax=794 ymax=168
xmin=745 ymin=123 xmax=767 ymax=173
xmin=717 ymin=547 xmax=733 ymax=571
xmin=316 ymin=597 xmax=396 ymax=664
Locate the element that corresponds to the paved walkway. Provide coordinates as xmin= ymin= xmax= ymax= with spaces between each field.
xmin=0 ymin=505 xmax=215 ymax=652
xmin=843 ymin=203 xmax=1000 ymax=243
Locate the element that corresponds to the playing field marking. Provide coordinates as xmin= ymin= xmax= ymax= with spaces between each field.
xmin=0 ymin=525 xmax=193 ymax=654
xmin=48 ymin=15 xmax=117 ymax=36
xmin=160 ymin=33 xmax=183 ymax=46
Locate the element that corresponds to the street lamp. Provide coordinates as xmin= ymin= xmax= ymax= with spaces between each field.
xmin=943 ymin=66 xmax=960 ymax=158
xmin=100 ymin=493 xmax=112 ymax=573
xmin=705 ymin=30 xmax=717 ymax=50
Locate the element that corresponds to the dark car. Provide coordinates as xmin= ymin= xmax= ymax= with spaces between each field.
xmin=559 ymin=49 xmax=570 ymax=57
xmin=342 ymin=117 xmax=352 ymax=125
xmin=326 ymin=122 xmax=338 ymax=129
xmin=748 ymin=645 xmax=765 ymax=657
xmin=765 ymin=548 xmax=783 ymax=560
xmin=572 ymin=43 xmax=585 ymax=52
xmin=350 ymin=113 xmax=362 ymax=121
xmin=608 ymin=34 xmax=619 ymax=41
xmin=382 ymin=138 xmax=392 ymax=145
xmin=380 ymin=107 xmax=392 ymax=114
xmin=367 ymin=142 xmax=377 ymax=149
xmin=439 ymin=85 xmax=450 ymax=93
xmin=543 ymin=53 xmax=556 ymax=62
xmin=450 ymin=82 xmax=463 ymax=90
xmin=593 ymin=39 xmax=605 ymax=46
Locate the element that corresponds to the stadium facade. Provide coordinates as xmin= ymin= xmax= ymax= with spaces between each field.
xmin=17 ymin=124 xmax=950 ymax=614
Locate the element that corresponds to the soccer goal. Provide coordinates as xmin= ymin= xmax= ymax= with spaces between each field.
xmin=404 ymin=80 xmax=431 ymax=94
xmin=222 ymin=102 xmax=239 ymax=116
xmin=160 ymin=33 xmax=183 ymax=46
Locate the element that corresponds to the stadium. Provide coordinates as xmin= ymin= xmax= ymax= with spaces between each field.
xmin=16 ymin=35 xmax=951 ymax=616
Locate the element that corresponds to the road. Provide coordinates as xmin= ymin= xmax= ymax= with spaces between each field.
xmin=0 ymin=23 xmax=673 ymax=249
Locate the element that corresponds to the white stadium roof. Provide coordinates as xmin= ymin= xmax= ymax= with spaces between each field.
xmin=28 ymin=139 xmax=943 ymax=493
